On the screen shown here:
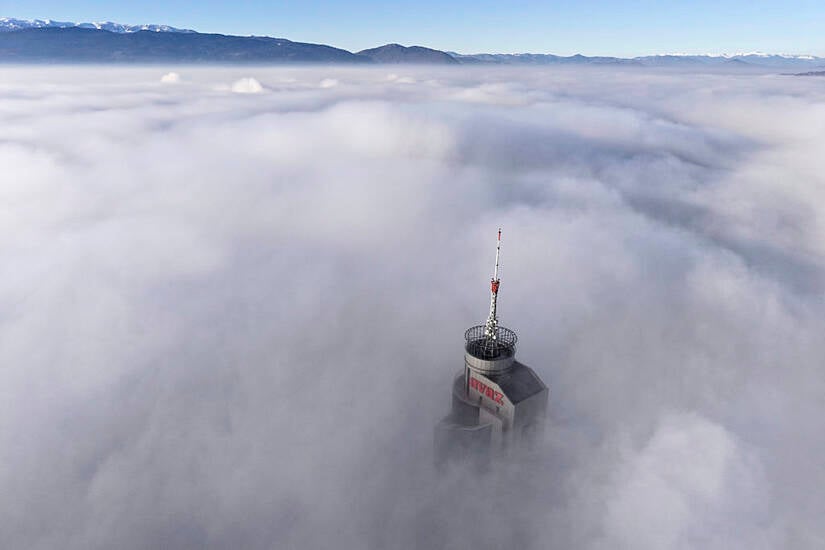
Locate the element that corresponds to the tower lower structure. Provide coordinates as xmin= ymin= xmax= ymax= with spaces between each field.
xmin=435 ymin=325 xmax=548 ymax=466
xmin=435 ymin=230 xmax=548 ymax=466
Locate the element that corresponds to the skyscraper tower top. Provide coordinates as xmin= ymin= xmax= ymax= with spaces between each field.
xmin=436 ymin=229 xmax=549 ymax=467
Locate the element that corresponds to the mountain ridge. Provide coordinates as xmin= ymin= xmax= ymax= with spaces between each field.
xmin=0 ymin=27 xmax=368 ymax=63
xmin=358 ymin=43 xmax=458 ymax=64
xmin=0 ymin=19 xmax=823 ymax=69
xmin=0 ymin=17 xmax=194 ymax=34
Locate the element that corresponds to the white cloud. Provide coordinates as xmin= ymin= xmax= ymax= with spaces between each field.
xmin=231 ymin=77 xmax=264 ymax=93
xmin=160 ymin=72 xmax=181 ymax=84
xmin=602 ymin=414 xmax=773 ymax=550
xmin=0 ymin=65 xmax=824 ymax=549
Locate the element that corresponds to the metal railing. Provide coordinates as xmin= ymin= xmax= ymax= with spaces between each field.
xmin=464 ymin=325 xmax=517 ymax=360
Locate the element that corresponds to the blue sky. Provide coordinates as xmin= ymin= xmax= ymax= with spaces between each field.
xmin=4 ymin=0 xmax=824 ymax=56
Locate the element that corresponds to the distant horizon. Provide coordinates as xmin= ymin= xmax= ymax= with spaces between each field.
xmin=2 ymin=16 xmax=824 ymax=59
xmin=2 ymin=0 xmax=824 ymax=57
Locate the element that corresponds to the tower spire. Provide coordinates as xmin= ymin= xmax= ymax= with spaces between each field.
xmin=485 ymin=228 xmax=502 ymax=340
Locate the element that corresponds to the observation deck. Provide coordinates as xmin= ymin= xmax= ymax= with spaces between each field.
xmin=464 ymin=324 xmax=518 ymax=375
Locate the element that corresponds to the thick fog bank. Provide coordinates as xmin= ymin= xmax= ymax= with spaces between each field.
xmin=1 ymin=65 xmax=824 ymax=549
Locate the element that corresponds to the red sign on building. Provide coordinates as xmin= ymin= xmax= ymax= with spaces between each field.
xmin=469 ymin=377 xmax=504 ymax=405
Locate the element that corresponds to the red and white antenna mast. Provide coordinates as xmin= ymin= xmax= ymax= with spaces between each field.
xmin=484 ymin=228 xmax=502 ymax=340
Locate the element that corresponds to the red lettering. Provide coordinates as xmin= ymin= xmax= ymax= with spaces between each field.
xmin=470 ymin=377 xmax=505 ymax=405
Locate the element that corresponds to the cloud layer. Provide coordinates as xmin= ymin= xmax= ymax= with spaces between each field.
xmin=1 ymin=65 xmax=824 ymax=549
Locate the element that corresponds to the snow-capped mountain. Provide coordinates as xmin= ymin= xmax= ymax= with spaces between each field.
xmin=0 ymin=16 xmax=822 ymax=69
xmin=0 ymin=23 xmax=368 ymax=63
xmin=450 ymin=51 xmax=824 ymax=69
xmin=658 ymin=51 xmax=816 ymax=59
xmin=635 ymin=52 xmax=823 ymax=68
xmin=0 ymin=17 xmax=194 ymax=33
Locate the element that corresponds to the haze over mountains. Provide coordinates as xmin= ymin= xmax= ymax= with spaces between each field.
xmin=1 ymin=17 xmax=823 ymax=70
